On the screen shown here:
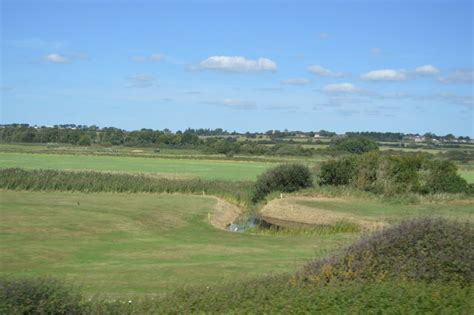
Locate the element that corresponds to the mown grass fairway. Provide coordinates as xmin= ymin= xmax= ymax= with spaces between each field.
xmin=0 ymin=191 xmax=353 ymax=297
xmin=0 ymin=152 xmax=273 ymax=181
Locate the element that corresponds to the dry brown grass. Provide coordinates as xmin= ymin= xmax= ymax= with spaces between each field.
xmin=260 ymin=196 xmax=386 ymax=230
xmin=209 ymin=197 xmax=243 ymax=230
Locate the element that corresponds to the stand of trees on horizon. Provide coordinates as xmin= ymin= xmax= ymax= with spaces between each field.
xmin=0 ymin=124 xmax=471 ymax=155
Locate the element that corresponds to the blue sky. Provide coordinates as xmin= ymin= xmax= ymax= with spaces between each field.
xmin=1 ymin=0 xmax=473 ymax=136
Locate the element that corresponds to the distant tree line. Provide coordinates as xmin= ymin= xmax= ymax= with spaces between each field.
xmin=0 ymin=124 xmax=471 ymax=156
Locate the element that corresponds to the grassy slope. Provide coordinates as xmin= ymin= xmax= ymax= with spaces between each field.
xmin=0 ymin=152 xmax=273 ymax=181
xmin=296 ymin=198 xmax=474 ymax=224
xmin=0 ymin=191 xmax=353 ymax=297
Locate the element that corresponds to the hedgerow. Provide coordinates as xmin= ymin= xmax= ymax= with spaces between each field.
xmin=252 ymin=163 xmax=313 ymax=202
xmin=0 ymin=168 xmax=254 ymax=208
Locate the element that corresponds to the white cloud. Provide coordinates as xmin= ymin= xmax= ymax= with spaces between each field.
xmin=371 ymin=48 xmax=382 ymax=55
xmin=45 ymin=53 xmax=69 ymax=63
xmin=322 ymin=83 xmax=360 ymax=93
xmin=281 ymin=78 xmax=311 ymax=85
xmin=361 ymin=69 xmax=407 ymax=81
xmin=437 ymin=69 xmax=474 ymax=84
xmin=131 ymin=53 xmax=165 ymax=63
xmin=127 ymin=74 xmax=156 ymax=88
xmin=265 ymin=104 xmax=299 ymax=111
xmin=131 ymin=56 xmax=147 ymax=63
xmin=6 ymin=38 xmax=65 ymax=50
xmin=150 ymin=54 xmax=164 ymax=61
xmin=415 ymin=64 xmax=439 ymax=75
xmin=206 ymin=98 xmax=257 ymax=110
xmin=308 ymin=65 xmax=343 ymax=77
xmin=318 ymin=32 xmax=330 ymax=40
xmin=196 ymin=56 xmax=277 ymax=72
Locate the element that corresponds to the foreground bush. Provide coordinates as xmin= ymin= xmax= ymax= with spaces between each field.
xmin=252 ymin=163 xmax=313 ymax=202
xmin=85 ymin=278 xmax=472 ymax=314
xmin=0 ymin=277 xmax=83 ymax=314
xmin=302 ymin=218 xmax=473 ymax=285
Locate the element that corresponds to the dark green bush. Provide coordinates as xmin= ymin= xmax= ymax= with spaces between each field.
xmin=252 ymin=163 xmax=313 ymax=202
xmin=0 ymin=277 xmax=83 ymax=314
xmin=319 ymin=152 xmax=470 ymax=195
xmin=319 ymin=157 xmax=356 ymax=186
xmin=302 ymin=218 xmax=474 ymax=285
xmin=422 ymin=160 xmax=469 ymax=194
xmin=329 ymin=136 xmax=379 ymax=154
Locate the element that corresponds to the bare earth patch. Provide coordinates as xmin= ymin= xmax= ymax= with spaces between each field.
xmin=209 ymin=197 xmax=243 ymax=230
xmin=260 ymin=196 xmax=386 ymax=231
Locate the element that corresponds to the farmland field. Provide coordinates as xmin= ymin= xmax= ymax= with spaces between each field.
xmin=0 ymin=152 xmax=273 ymax=181
xmin=0 ymin=191 xmax=353 ymax=297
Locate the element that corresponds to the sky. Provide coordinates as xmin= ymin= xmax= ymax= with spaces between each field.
xmin=1 ymin=0 xmax=473 ymax=136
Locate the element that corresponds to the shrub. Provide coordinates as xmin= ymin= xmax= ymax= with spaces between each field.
xmin=252 ymin=164 xmax=313 ymax=202
xmin=422 ymin=160 xmax=469 ymax=194
xmin=318 ymin=157 xmax=356 ymax=186
xmin=302 ymin=218 xmax=473 ymax=285
xmin=374 ymin=154 xmax=425 ymax=194
xmin=0 ymin=277 xmax=84 ymax=314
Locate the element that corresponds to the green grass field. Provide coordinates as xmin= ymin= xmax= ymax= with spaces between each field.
xmin=0 ymin=191 xmax=354 ymax=297
xmin=0 ymin=152 xmax=273 ymax=181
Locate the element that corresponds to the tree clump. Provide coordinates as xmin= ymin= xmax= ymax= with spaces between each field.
xmin=252 ymin=164 xmax=313 ymax=202
xmin=329 ymin=136 xmax=379 ymax=154
xmin=319 ymin=152 xmax=471 ymax=195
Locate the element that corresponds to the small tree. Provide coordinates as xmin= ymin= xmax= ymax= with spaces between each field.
xmin=330 ymin=136 xmax=379 ymax=154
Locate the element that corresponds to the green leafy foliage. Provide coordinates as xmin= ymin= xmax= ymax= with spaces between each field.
xmin=319 ymin=156 xmax=357 ymax=186
xmin=329 ymin=136 xmax=379 ymax=154
xmin=302 ymin=218 xmax=474 ymax=285
xmin=0 ymin=277 xmax=83 ymax=314
xmin=252 ymin=163 xmax=313 ymax=202
xmin=422 ymin=160 xmax=469 ymax=194
xmin=319 ymin=152 xmax=471 ymax=195
xmin=83 ymin=277 xmax=472 ymax=314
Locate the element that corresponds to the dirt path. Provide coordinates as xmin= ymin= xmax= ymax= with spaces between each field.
xmin=208 ymin=197 xmax=243 ymax=230
xmin=259 ymin=196 xmax=386 ymax=231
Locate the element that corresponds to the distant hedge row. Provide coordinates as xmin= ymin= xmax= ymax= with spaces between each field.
xmin=319 ymin=152 xmax=472 ymax=195
xmin=0 ymin=168 xmax=254 ymax=207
